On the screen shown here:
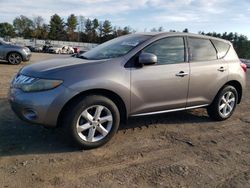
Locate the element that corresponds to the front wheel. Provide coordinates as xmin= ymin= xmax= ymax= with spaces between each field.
xmin=63 ymin=95 xmax=120 ymax=149
xmin=207 ymin=85 xmax=238 ymax=121
xmin=7 ymin=52 xmax=22 ymax=65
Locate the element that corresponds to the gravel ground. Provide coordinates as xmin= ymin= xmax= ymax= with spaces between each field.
xmin=0 ymin=53 xmax=249 ymax=188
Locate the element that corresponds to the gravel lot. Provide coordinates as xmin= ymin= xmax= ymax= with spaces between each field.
xmin=0 ymin=53 xmax=249 ymax=187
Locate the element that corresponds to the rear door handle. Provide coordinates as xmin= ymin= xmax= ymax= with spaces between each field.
xmin=217 ymin=67 xmax=226 ymax=72
xmin=176 ymin=71 xmax=189 ymax=77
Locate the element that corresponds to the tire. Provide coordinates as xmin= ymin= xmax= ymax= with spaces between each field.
xmin=207 ymin=85 xmax=238 ymax=121
xmin=7 ymin=52 xmax=22 ymax=65
xmin=63 ymin=95 xmax=120 ymax=149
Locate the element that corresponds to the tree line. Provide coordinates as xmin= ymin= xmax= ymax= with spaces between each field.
xmin=0 ymin=15 xmax=249 ymax=58
xmin=0 ymin=14 xmax=133 ymax=43
xmin=198 ymin=31 xmax=250 ymax=59
xmin=148 ymin=28 xmax=250 ymax=59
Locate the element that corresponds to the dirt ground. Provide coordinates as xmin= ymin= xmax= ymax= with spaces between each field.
xmin=0 ymin=53 xmax=249 ymax=188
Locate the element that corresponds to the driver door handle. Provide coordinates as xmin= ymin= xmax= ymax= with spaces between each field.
xmin=176 ymin=71 xmax=189 ymax=77
xmin=217 ymin=67 xmax=226 ymax=72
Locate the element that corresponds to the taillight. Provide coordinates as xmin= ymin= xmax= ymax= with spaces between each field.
xmin=240 ymin=62 xmax=247 ymax=73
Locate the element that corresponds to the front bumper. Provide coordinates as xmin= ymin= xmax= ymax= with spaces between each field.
xmin=22 ymin=53 xmax=32 ymax=61
xmin=8 ymin=85 xmax=77 ymax=127
xmin=48 ymin=49 xmax=56 ymax=53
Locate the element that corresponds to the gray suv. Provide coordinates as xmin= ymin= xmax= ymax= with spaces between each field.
xmin=0 ymin=40 xmax=31 ymax=64
xmin=9 ymin=32 xmax=246 ymax=149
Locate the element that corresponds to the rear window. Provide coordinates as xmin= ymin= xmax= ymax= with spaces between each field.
xmin=211 ymin=40 xmax=230 ymax=59
xmin=189 ymin=38 xmax=217 ymax=61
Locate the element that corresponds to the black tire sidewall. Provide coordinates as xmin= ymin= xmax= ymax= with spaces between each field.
xmin=8 ymin=53 xmax=22 ymax=65
xmin=209 ymin=85 xmax=238 ymax=120
xmin=66 ymin=95 xmax=120 ymax=149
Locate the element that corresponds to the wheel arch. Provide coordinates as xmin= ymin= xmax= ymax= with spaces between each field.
xmin=57 ymin=89 xmax=128 ymax=127
xmin=6 ymin=51 xmax=23 ymax=61
xmin=218 ymin=80 xmax=242 ymax=104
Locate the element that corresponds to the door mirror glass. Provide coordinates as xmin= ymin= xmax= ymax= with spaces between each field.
xmin=139 ymin=52 xmax=157 ymax=65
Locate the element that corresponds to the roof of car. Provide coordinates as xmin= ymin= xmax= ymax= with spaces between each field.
xmin=135 ymin=32 xmax=231 ymax=44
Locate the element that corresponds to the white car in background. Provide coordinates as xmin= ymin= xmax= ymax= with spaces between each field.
xmin=240 ymin=59 xmax=250 ymax=68
xmin=48 ymin=45 xmax=74 ymax=54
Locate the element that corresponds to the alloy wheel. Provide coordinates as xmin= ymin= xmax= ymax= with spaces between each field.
xmin=76 ymin=105 xmax=113 ymax=142
xmin=218 ymin=91 xmax=236 ymax=118
xmin=8 ymin=53 xmax=22 ymax=64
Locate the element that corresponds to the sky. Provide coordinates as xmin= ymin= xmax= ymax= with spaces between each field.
xmin=0 ymin=0 xmax=250 ymax=38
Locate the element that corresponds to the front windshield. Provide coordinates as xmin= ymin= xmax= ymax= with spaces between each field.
xmin=81 ymin=34 xmax=152 ymax=60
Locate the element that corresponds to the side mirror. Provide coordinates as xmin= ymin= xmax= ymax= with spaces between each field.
xmin=139 ymin=52 xmax=157 ymax=65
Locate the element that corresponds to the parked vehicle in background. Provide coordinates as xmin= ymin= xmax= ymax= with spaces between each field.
xmin=71 ymin=51 xmax=86 ymax=58
xmin=42 ymin=45 xmax=53 ymax=53
xmin=48 ymin=45 xmax=74 ymax=54
xmin=26 ymin=45 xmax=43 ymax=52
xmin=9 ymin=32 xmax=246 ymax=149
xmin=47 ymin=45 xmax=62 ymax=54
xmin=73 ymin=47 xmax=80 ymax=54
xmin=0 ymin=40 xmax=31 ymax=65
xmin=61 ymin=46 xmax=74 ymax=54
xmin=240 ymin=59 xmax=250 ymax=68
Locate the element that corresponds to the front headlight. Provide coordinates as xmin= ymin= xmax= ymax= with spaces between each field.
xmin=23 ymin=47 xmax=30 ymax=54
xmin=13 ymin=74 xmax=63 ymax=92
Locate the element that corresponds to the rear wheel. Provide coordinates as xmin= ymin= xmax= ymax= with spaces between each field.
xmin=63 ymin=95 xmax=120 ymax=149
xmin=207 ymin=85 xmax=238 ymax=121
xmin=7 ymin=52 xmax=22 ymax=65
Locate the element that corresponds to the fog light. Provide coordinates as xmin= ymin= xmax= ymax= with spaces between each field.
xmin=23 ymin=109 xmax=37 ymax=120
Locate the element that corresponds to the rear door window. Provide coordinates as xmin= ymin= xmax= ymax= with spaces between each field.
xmin=188 ymin=38 xmax=217 ymax=61
xmin=211 ymin=40 xmax=230 ymax=58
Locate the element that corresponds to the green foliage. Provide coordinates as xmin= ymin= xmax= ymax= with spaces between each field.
xmin=67 ymin=14 xmax=78 ymax=41
xmin=32 ymin=16 xmax=48 ymax=39
xmin=1 ymin=14 xmax=132 ymax=43
xmin=91 ymin=18 xmax=99 ymax=43
xmin=13 ymin=15 xmax=33 ymax=38
xmin=0 ymin=22 xmax=15 ymax=37
xmin=200 ymin=31 xmax=250 ymax=58
xmin=100 ymin=20 xmax=112 ymax=42
xmin=67 ymin=14 xmax=78 ymax=32
xmin=84 ymin=18 xmax=93 ymax=42
xmin=151 ymin=26 xmax=164 ymax=32
xmin=48 ymin=14 xmax=66 ymax=40
xmin=3 ymin=14 xmax=250 ymax=59
xmin=102 ymin=20 xmax=112 ymax=35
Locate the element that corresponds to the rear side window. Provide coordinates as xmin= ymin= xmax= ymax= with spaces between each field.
xmin=211 ymin=40 xmax=230 ymax=58
xmin=188 ymin=38 xmax=217 ymax=61
xmin=143 ymin=37 xmax=185 ymax=65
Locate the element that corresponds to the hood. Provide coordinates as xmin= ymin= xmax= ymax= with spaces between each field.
xmin=20 ymin=57 xmax=107 ymax=77
xmin=5 ymin=43 xmax=24 ymax=49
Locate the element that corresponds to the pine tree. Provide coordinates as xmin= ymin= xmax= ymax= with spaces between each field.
xmin=48 ymin=14 xmax=66 ymax=40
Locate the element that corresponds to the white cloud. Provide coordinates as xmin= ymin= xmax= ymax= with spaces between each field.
xmin=0 ymin=0 xmax=233 ymax=22
xmin=0 ymin=0 xmax=250 ymax=37
xmin=153 ymin=13 xmax=201 ymax=22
